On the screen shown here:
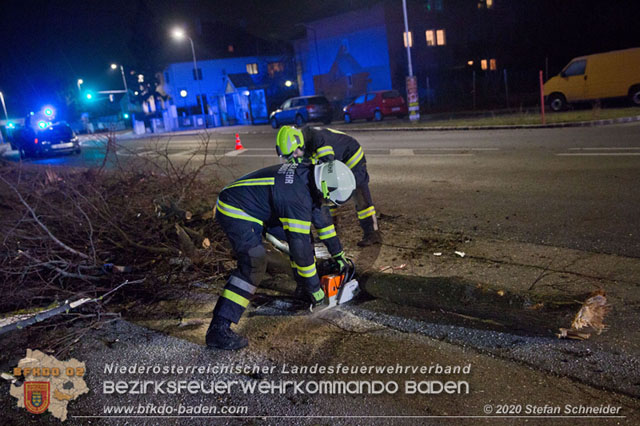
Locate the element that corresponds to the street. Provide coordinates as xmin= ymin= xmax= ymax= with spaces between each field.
xmin=6 ymin=122 xmax=640 ymax=257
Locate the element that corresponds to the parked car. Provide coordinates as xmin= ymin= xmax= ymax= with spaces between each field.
xmin=343 ymin=90 xmax=407 ymax=123
xmin=17 ymin=123 xmax=81 ymax=159
xmin=270 ymin=96 xmax=333 ymax=129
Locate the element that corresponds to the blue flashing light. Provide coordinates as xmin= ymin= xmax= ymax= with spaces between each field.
xmin=123 ymin=113 xmax=130 ymax=119
xmin=7 ymin=122 xmax=15 ymax=129
xmin=44 ymin=108 xmax=53 ymax=116
xmin=86 ymin=92 xmax=93 ymax=100
xmin=37 ymin=121 xmax=48 ymax=129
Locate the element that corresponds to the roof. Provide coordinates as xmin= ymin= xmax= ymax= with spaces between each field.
xmin=227 ymin=73 xmax=256 ymax=89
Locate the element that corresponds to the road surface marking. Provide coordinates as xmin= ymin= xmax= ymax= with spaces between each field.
xmin=390 ymin=149 xmax=414 ymax=156
xmin=225 ymin=149 xmax=247 ymax=156
xmin=569 ymin=147 xmax=640 ymax=150
xmin=557 ymin=153 xmax=640 ymax=156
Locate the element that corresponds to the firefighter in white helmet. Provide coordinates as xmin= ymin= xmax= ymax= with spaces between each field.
xmin=207 ymin=160 xmax=355 ymax=350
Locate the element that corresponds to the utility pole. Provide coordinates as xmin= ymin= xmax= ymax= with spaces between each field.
xmin=402 ymin=0 xmax=420 ymax=121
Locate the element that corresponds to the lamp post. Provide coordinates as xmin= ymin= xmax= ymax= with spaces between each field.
xmin=110 ymin=64 xmax=131 ymax=119
xmin=77 ymin=79 xmax=84 ymax=92
xmin=171 ymin=28 xmax=207 ymax=126
xmin=0 ymin=91 xmax=8 ymax=121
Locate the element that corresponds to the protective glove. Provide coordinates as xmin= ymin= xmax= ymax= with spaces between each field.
xmin=332 ymin=251 xmax=350 ymax=274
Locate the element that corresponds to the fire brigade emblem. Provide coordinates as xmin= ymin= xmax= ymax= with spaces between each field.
xmin=24 ymin=381 xmax=50 ymax=414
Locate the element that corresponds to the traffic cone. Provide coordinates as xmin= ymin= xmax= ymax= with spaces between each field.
xmin=235 ymin=134 xmax=244 ymax=150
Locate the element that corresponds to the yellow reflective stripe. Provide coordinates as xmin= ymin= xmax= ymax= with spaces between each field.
xmin=222 ymin=289 xmax=250 ymax=308
xmin=295 ymin=262 xmax=317 ymax=278
xmin=346 ymin=147 xmax=364 ymax=169
xmin=317 ymin=225 xmax=337 ymax=240
xmin=280 ymin=218 xmax=311 ymax=234
xmin=315 ymin=146 xmax=334 ymax=158
xmin=225 ymin=177 xmax=274 ymax=189
xmin=326 ymin=128 xmax=347 ymax=135
xmin=216 ymin=199 xmax=263 ymax=225
xmin=329 ymin=207 xmax=338 ymax=217
xmin=357 ymin=206 xmax=376 ymax=220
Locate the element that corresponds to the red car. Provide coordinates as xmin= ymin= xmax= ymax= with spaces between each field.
xmin=343 ymin=90 xmax=407 ymax=123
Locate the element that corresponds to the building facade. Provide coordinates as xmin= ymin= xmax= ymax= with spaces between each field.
xmin=162 ymin=55 xmax=297 ymax=127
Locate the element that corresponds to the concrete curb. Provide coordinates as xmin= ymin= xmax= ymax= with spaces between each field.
xmin=339 ymin=114 xmax=640 ymax=132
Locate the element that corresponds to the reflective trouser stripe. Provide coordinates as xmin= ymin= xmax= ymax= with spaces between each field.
xmin=216 ymin=199 xmax=263 ymax=225
xmin=329 ymin=207 xmax=338 ymax=217
xmin=357 ymin=206 xmax=376 ymax=220
xmin=293 ymin=262 xmax=317 ymax=278
xmin=229 ymin=275 xmax=257 ymax=294
xmin=280 ymin=217 xmax=311 ymax=234
xmin=222 ymin=289 xmax=250 ymax=308
xmin=317 ymin=225 xmax=337 ymax=240
xmin=346 ymin=147 xmax=364 ymax=169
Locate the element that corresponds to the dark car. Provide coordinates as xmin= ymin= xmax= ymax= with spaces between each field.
xmin=16 ymin=123 xmax=81 ymax=159
xmin=270 ymin=96 xmax=332 ymax=129
xmin=343 ymin=90 xmax=407 ymax=123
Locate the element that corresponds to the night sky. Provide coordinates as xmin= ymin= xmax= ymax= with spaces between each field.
xmin=0 ymin=0 xmax=638 ymax=117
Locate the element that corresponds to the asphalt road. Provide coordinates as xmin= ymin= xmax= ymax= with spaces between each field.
xmin=5 ymin=122 xmax=639 ymax=257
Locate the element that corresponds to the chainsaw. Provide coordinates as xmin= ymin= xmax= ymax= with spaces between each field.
xmin=316 ymin=257 xmax=360 ymax=310
xmin=264 ymin=233 xmax=360 ymax=310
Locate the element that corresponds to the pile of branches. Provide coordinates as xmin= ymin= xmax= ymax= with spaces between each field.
xmin=0 ymin=132 xmax=232 ymax=324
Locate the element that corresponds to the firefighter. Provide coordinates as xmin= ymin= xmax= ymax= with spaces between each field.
xmin=276 ymin=125 xmax=382 ymax=246
xmin=206 ymin=160 xmax=356 ymax=350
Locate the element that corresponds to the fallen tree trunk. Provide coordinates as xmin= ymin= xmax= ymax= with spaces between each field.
xmin=359 ymin=272 xmax=575 ymax=335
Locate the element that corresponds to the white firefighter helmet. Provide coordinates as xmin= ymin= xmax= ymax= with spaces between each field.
xmin=314 ymin=160 xmax=356 ymax=205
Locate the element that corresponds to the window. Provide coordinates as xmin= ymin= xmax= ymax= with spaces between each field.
xmin=354 ymin=95 xmax=366 ymax=104
xmin=426 ymin=30 xmax=435 ymax=46
xmin=281 ymin=99 xmax=291 ymax=109
xmin=192 ymin=68 xmax=203 ymax=80
xmin=481 ymin=59 xmax=488 ymax=70
xmin=426 ymin=29 xmax=446 ymax=46
xmin=478 ymin=0 xmax=493 ymax=8
xmin=487 ymin=0 xmax=493 ymax=7
xmin=563 ymin=60 xmax=586 ymax=76
xmin=403 ymin=31 xmax=413 ymax=48
xmin=246 ymin=63 xmax=258 ymax=75
xmin=228 ymin=45 xmax=234 ymax=53
xmin=490 ymin=59 xmax=497 ymax=70
xmin=268 ymin=62 xmax=284 ymax=76
xmin=366 ymin=93 xmax=377 ymax=102
xmin=467 ymin=60 xmax=474 ymax=66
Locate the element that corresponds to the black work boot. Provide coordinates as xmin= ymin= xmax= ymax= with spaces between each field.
xmin=206 ymin=317 xmax=248 ymax=350
xmin=358 ymin=230 xmax=383 ymax=247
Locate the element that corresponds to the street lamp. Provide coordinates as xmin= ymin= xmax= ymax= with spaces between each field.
xmin=110 ymin=63 xmax=131 ymax=119
xmin=77 ymin=79 xmax=84 ymax=92
xmin=171 ymin=27 xmax=207 ymax=125
xmin=0 ymin=91 xmax=8 ymax=121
